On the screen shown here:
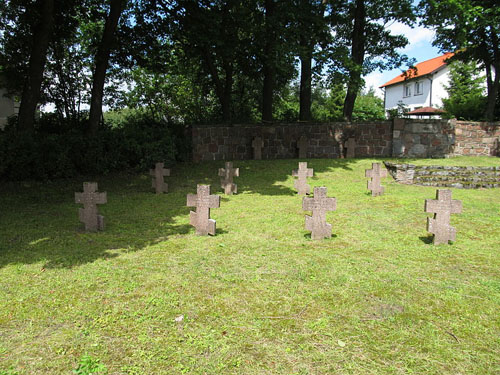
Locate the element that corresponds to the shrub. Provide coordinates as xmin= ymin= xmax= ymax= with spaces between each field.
xmin=0 ymin=111 xmax=183 ymax=181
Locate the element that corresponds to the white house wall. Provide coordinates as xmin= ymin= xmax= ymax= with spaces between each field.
xmin=430 ymin=67 xmax=449 ymax=108
xmin=0 ymin=87 xmax=16 ymax=129
xmin=384 ymin=66 xmax=451 ymax=113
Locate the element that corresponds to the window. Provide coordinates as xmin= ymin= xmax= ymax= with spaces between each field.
xmin=415 ymin=81 xmax=423 ymax=95
xmin=403 ymin=84 xmax=411 ymax=97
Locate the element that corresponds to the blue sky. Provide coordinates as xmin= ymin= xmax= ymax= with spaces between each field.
xmin=364 ymin=21 xmax=443 ymax=97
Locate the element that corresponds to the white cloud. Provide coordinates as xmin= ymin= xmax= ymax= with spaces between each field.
xmin=363 ymin=72 xmax=386 ymax=98
xmin=387 ymin=22 xmax=435 ymax=52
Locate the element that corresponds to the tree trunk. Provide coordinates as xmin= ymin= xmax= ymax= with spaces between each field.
xmin=17 ymin=0 xmax=54 ymax=131
xmin=202 ymin=48 xmax=232 ymax=123
xmin=299 ymin=49 xmax=312 ymax=121
xmin=222 ymin=61 xmax=233 ymax=123
xmin=262 ymin=0 xmax=276 ymax=122
xmin=343 ymin=0 xmax=366 ymax=122
xmin=484 ymin=28 xmax=499 ymax=121
xmin=88 ymin=0 xmax=124 ymax=135
xmin=485 ymin=64 xmax=499 ymax=121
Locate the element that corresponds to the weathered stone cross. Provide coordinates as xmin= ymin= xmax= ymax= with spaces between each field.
xmin=345 ymin=138 xmax=355 ymax=158
xmin=292 ymin=162 xmax=314 ymax=195
xmin=302 ymin=187 xmax=337 ymax=240
xmin=252 ymin=137 xmax=263 ymax=160
xmin=150 ymin=162 xmax=170 ymax=194
xmin=75 ymin=182 xmax=107 ymax=232
xmin=187 ymin=185 xmax=221 ymax=236
xmin=425 ymin=189 xmax=462 ymax=245
xmin=365 ymin=162 xmax=388 ymax=196
xmin=297 ymin=135 xmax=308 ymax=158
xmin=218 ymin=161 xmax=239 ymax=195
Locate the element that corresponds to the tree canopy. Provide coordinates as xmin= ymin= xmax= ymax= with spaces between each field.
xmin=3 ymin=0 xmax=497 ymax=129
xmin=420 ymin=0 xmax=500 ymax=120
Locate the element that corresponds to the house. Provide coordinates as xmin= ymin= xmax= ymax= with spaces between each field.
xmin=0 ymin=77 xmax=18 ymax=129
xmin=380 ymin=52 xmax=454 ymax=116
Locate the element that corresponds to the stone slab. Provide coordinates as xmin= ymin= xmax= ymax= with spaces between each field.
xmin=292 ymin=162 xmax=313 ymax=195
xmin=187 ymin=185 xmax=220 ymax=236
xmin=218 ymin=161 xmax=239 ymax=195
xmin=425 ymin=189 xmax=462 ymax=245
xmin=303 ymin=187 xmax=337 ymax=240
xmin=75 ymin=182 xmax=107 ymax=232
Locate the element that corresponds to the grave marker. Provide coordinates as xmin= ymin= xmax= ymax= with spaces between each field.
xmin=219 ymin=161 xmax=239 ymax=195
xmin=297 ymin=135 xmax=308 ymax=158
xmin=292 ymin=162 xmax=313 ymax=195
xmin=150 ymin=162 xmax=170 ymax=194
xmin=75 ymin=182 xmax=107 ymax=232
xmin=187 ymin=185 xmax=221 ymax=236
xmin=365 ymin=162 xmax=388 ymax=196
xmin=345 ymin=138 xmax=355 ymax=158
xmin=425 ymin=189 xmax=462 ymax=245
xmin=302 ymin=187 xmax=337 ymax=240
xmin=252 ymin=137 xmax=263 ymax=160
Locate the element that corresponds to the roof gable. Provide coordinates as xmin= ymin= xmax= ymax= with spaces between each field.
xmin=380 ymin=52 xmax=454 ymax=88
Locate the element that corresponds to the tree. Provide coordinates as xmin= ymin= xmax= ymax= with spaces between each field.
xmin=291 ymin=0 xmax=329 ymax=121
xmin=0 ymin=0 xmax=55 ymax=131
xmin=88 ymin=0 xmax=126 ymax=134
xmin=420 ymin=0 xmax=500 ymax=120
xmin=352 ymin=88 xmax=385 ymax=121
xmin=442 ymin=61 xmax=486 ymax=120
xmin=327 ymin=0 xmax=415 ymax=121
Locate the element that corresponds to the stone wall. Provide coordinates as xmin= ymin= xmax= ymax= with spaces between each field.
xmin=384 ymin=162 xmax=500 ymax=188
xmin=192 ymin=122 xmax=392 ymax=162
xmin=453 ymin=121 xmax=500 ymax=156
xmin=392 ymin=118 xmax=455 ymax=158
xmin=191 ymin=119 xmax=500 ymax=162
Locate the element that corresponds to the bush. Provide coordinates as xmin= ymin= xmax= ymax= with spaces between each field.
xmin=0 ymin=111 xmax=183 ymax=181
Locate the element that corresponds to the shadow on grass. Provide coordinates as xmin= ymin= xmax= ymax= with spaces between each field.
xmin=190 ymin=158 xmax=360 ymax=197
xmin=303 ymin=233 xmax=338 ymax=239
xmin=0 ymin=174 xmax=204 ymax=269
xmin=419 ymin=235 xmax=434 ymax=244
xmin=0 ymin=158 xmax=360 ymax=269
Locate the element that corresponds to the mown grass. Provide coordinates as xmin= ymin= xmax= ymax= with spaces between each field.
xmin=0 ymin=157 xmax=499 ymax=375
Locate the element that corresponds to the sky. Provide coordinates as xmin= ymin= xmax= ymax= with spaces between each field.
xmin=364 ymin=21 xmax=442 ymax=98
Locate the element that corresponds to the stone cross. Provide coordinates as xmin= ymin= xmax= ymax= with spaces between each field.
xmin=425 ymin=189 xmax=462 ymax=245
xmin=150 ymin=162 xmax=170 ymax=194
xmin=75 ymin=182 xmax=107 ymax=232
xmin=365 ymin=162 xmax=388 ymax=196
xmin=302 ymin=187 xmax=337 ymax=240
xmin=252 ymin=137 xmax=263 ymax=160
xmin=297 ymin=135 xmax=308 ymax=158
xmin=218 ymin=161 xmax=239 ymax=195
xmin=187 ymin=185 xmax=221 ymax=236
xmin=292 ymin=162 xmax=313 ymax=195
xmin=345 ymin=138 xmax=355 ymax=158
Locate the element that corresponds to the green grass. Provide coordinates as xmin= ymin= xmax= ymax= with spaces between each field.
xmin=1 ymin=157 xmax=499 ymax=375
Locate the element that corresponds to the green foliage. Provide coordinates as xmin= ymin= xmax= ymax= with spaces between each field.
xmin=419 ymin=0 xmax=500 ymax=120
xmin=387 ymin=101 xmax=410 ymax=119
xmin=73 ymin=355 xmax=107 ymax=375
xmin=442 ymin=61 xmax=487 ymax=120
xmin=311 ymin=84 xmax=345 ymax=122
xmin=352 ymin=88 xmax=385 ymax=121
xmin=0 ymin=111 xmax=180 ymax=181
xmin=0 ymin=369 xmax=19 ymax=375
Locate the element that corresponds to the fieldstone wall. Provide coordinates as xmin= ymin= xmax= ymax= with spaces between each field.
xmin=192 ymin=122 xmax=392 ymax=162
xmin=453 ymin=121 xmax=500 ymax=156
xmin=191 ymin=119 xmax=500 ymax=162
xmin=392 ymin=118 xmax=455 ymax=157
xmin=384 ymin=162 xmax=500 ymax=189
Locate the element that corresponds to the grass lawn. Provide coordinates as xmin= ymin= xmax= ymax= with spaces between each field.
xmin=1 ymin=157 xmax=499 ymax=375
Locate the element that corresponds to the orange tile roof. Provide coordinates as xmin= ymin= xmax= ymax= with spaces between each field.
xmin=380 ymin=52 xmax=454 ymax=88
